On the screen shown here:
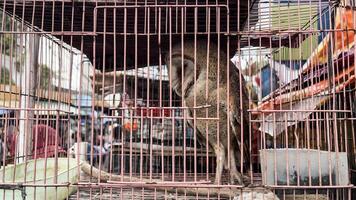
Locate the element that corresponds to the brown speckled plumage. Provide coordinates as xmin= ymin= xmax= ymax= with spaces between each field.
xmin=167 ymin=40 xmax=250 ymax=185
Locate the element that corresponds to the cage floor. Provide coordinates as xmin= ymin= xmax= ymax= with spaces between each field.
xmin=69 ymin=187 xmax=330 ymax=200
xmin=69 ymin=172 xmax=233 ymax=200
xmin=68 ymin=172 xmax=330 ymax=200
xmin=70 ymin=188 xmax=227 ymax=200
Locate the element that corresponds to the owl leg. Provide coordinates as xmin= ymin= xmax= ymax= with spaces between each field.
xmin=213 ymin=144 xmax=225 ymax=185
xmin=229 ymin=148 xmax=243 ymax=185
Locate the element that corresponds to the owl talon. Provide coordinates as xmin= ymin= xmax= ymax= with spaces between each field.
xmin=230 ymin=172 xmax=243 ymax=185
xmin=242 ymin=175 xmax=252 ymax=186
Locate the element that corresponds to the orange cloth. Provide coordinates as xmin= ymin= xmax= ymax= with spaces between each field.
xmin=123 ymin=121 xmax=138 ymax=132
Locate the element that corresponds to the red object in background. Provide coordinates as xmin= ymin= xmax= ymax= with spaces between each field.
xmin=136 ymin=108 xmax=171 ymax=117
xmin=254 ymin=76 xmax=261 ymax=87
xmin=32 ymin=124 xmax=65 ymax=159
xmin=6 ymin=124 xmax=65 ymax=160
xmin=123 ymin=121 xmax=138 ymax=132
xmin=251 ymin=130 xmax=260 ymax=164
xmin=6 ymin=126 xmax=17 ymax=159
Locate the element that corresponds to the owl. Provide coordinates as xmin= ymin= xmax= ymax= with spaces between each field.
xmin=166 ymin=40 xmax=250 ymax=185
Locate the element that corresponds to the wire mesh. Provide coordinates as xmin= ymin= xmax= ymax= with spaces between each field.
xmin=0 ymin=0 xmax=354 ymax=199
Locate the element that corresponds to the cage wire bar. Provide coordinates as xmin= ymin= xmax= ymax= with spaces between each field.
xmin=0 ymin=0 xmax=354 ymax=199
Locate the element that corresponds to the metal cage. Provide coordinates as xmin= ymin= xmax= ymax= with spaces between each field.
xmin=0 ymin=0 xmax=354 ymax=199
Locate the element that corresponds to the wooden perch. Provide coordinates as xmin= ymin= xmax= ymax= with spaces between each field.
xmin=80 ymin=161 xmax=279 ymax=199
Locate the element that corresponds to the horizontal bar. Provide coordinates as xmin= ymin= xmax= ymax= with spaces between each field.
xmin=250 ymin=118 xmax=356 ymax=122
xmin=110 ymin=105 xmax=212 ymax=110
xmin=0 ymin=108 xmax=71 ymax=113
xmin=229 ymin=29 xmax=356 ymax=35
xmin=76 ymin=182 xmax=355 ymax=190
xmin=0 ymin=31 xmax=96 ymax=36
xmin=93 ymin=29 xmax=356 ymax=36
xmin=0 ymin=182 xmax=71 ymax=187
xmin=107 ymin=180 xmax=212 ymax=185
xmin=94 ymin=32 xmax=230 ymax=36
xmin=265 ymin=185 xmax=354 ymax=189
xmin=77 ymin=182 xmax=245 ymax=189
xmin=0 ymin=118 xmax=70 ymax=121
xmin=100 ymin=115 xmax=220 ymax=121
xmin=95 ymin=5 xmax=229 ymax=10
xmin=249 ymin=109 xmax=352 ymax=113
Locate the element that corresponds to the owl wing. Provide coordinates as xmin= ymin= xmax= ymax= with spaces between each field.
xmin=185 ymin=110 xmax=208 ymax=148
xmin=214 ymin=80 xmax=250 ymax=168
xmin=230 ymin=93 xmax=250 ymax=163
